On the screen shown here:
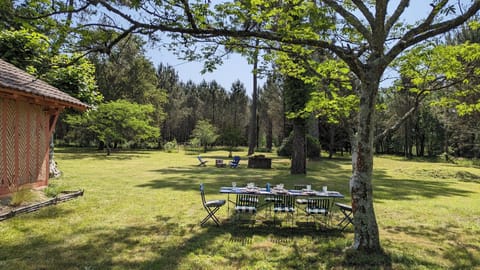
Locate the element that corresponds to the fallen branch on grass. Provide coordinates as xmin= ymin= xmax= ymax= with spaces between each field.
xmin=0 ymin=190 xmax=84 ymax=222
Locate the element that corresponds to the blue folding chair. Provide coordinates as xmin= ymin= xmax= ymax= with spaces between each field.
xmin=230 ymin=156 xmax=241 ymax=168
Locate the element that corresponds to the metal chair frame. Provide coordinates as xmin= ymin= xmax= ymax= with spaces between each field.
xmin=234 ymin=194 xmax=258 ymax=225
xmin=197 ymin=156 xmax=208 ymax=166
xmin=273 ymin=195 xmax=296 ymax=226
xmin=200 ymin=183 xmax=225 ymax=226
xmin=293 ymin=184 xmax=310 ymax=210
xmin=305 ymin=198 xmax=333 ymax=228
xmin=335 ymin=202 xmax=353 ymax=231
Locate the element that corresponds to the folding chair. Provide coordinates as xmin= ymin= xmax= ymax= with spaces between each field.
xmin=197 ymin=156 xmax=208 ymax=166
xmin=335 ymin=202 xmax=353 ymax=231
xmin=263 ymin=195 xmax=281 ymax=217
xmin=273 ymin=195 xmax=296 ymax=226
xmin=234 ymin=194 xmax=258 ymax=224
xmin=305 ymin=198 xmax=332 ymax=228
xmin=293 ymin=184 xmax=310 ymax=206
xmin=200 ymin=183 xmax=226 ymax=226
xmin=230 ymin=156 xmax=241 ymax=168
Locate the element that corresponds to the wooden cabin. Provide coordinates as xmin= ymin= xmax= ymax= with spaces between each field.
xmin=0 ymin=59 xmax=88 ymax=196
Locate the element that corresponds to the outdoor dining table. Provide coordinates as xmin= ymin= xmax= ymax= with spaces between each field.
xmin=219 ymin=186 xmax=344 ymax=217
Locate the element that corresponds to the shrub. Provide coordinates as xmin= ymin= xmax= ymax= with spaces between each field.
xmin=277 ymin=136 xmax=293 ymax=157
xmin=164 ymin=139 xmax=178 ymax=153
xmin=9 ymin=187 xmax=37 ymax=207
xmin=44 ymin=182 xmax=65 ymax=198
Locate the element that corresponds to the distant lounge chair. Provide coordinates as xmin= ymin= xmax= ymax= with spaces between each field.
xmin=198 ymin=156 xmax=208 ymax=166
xmin=230 ymin=156 xmax=240 ymax=168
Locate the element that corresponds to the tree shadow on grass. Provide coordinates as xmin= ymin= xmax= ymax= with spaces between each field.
xmin=55 ymin=148 xmax=150 ymax=161
xmin=372 ymin=168 xmax=474 ymax=202
xmin=19 ymin=206 xmax=76 ymax=221
xmin=141 ymin=163 xmax=338 ymax=192
xmin=0 ymin=215 xmax=356 ymax=269
xmin=141 ymin=156 xmax=474 ymax=204
xmin=383 ymin=222 xmax=480 ymax=269
xmin=141 ymin=223 xmax=355 ymax=270
xmin=2 ymin=210 xmax=468 ymax=270
xmin=141 ymin=157 xmax=351 ymax=192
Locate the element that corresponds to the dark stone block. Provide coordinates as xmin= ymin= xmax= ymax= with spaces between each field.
xmin=248 ymin=156 xmax=271 ymax=169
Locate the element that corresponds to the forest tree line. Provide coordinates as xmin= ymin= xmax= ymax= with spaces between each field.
xmin=1 ymin=6 xmax=479 ymax=160
xmin=85 ymin=25 xmax=480 ymax=161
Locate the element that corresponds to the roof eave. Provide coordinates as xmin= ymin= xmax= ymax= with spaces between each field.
xmin=0 ymin=87 xmax=89 ymax=112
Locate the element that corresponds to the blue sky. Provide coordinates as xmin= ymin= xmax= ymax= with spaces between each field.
xmin=146 ymin=48 xmax=254 ymax=93
xmin=145 ymin=2 xmax=433 ymax=96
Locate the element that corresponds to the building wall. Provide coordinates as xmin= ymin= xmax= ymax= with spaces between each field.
xmin=0 ymin=97 xmax=51 ymax=195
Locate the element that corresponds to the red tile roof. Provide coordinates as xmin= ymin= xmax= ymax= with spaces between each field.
xmin=0 ymin=59 xmax=88 ymax=110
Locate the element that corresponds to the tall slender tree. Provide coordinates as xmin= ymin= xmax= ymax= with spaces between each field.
xmin=259 ymin=72 xmax=285 ymax=151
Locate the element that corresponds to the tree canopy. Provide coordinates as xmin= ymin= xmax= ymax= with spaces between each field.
xmin=66 ymin=100 xmax=160 ymax=155
xmin=0 ymin=28 xmax=103 ymax=105
xmin=190 ymin=120 xmax=219 ymax=153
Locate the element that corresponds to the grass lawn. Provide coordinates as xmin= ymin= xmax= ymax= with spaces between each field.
xmin=0 ymin=148 xmax=479 ymax=269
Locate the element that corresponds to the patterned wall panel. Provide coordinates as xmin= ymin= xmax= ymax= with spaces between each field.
xmin=4 ymin=99 xmax=16 ymax=189
xmin=17 ymin=102 xmax=29 ymax=185
xmin=0 ymin=97 xmax=52 ymax=195
xmin=36 ymin=108 xmax=49 ymax=182
xmin=0 ymin=98 xmax=5 ymax=187
xmin=28 ymin=105 xmax=38 ymax=183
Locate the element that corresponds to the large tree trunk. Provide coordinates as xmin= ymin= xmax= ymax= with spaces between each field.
xmin=350 ymin=71 xmax=381 ymax=252
xmin=291 ymin=118 xmax=306 ymax=174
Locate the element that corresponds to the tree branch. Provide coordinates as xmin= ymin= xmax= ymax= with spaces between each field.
xmin=374 ymin=89 xmax=426 ymax=143
xmin=92 ymin=0 xmax=365 ymax=71
xmin=14 ymin=2 xmax=92 ymax=20
xmin=385 ymin=1 xmax=480 ymax=68
xmin=373 ymin=0 xmax=387 ymax=51
xmin=385 ymin=0 xmax=410 ymax=36
xmin=180 ymin=0 xmax=198 ymax=30
xmin=351 ymin=0 xmax=375 ymax=27
xmin=322 ymin=0 xmax=373 ymax=44
xmin=374 ymin=105 xmax=416 ymax=144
